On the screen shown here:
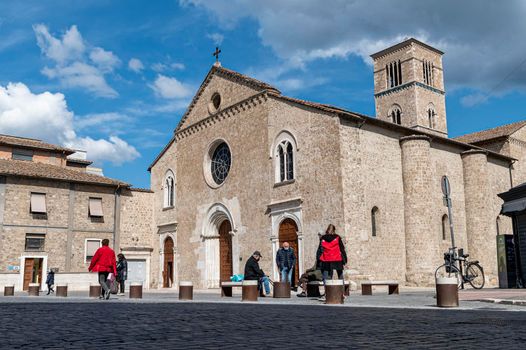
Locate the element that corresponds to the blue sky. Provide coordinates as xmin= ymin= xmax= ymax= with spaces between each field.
xmin=0 ymin=0 xmax=525 ymax=188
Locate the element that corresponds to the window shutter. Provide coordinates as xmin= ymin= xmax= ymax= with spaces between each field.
xmin=86 ymin=240 xmax=101 ymax=258
xmin=89 ymin=198 xmax=103 ymax=217
xmin=30 ymin=193 xmax=47 ymax=214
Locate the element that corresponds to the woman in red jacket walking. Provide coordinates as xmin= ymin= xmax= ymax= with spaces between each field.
xmin=317 ymin=224 xmax=347 ymax=281
xmin=88 ymin=239 xmax=117 ymax=300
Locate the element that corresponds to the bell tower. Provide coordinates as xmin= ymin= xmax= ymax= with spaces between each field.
xmin=371 ymin=38 xmax=447 ymax=137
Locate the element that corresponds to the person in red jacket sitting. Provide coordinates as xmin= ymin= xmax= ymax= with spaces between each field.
xmin=88 ymin=239 xmax=117 ymax=300
xmin=317 ymin=224 xmax=348 ymax=282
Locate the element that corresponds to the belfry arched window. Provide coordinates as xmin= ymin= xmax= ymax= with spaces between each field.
xmin=389 ymin=105 xmax=402 ymax=125
xmin=273 ymin=131 xmax=297 ymax=184
xmin=427 ymin=104 xmax=436 ymax=129
xmin=164 ymin=170 xmax=175 ymax=208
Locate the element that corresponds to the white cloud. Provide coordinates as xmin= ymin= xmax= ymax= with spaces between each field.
xmin=33 ymin=24 xmax=119 ymax=98
xmin=151 ymin=62 xmax=185 ymax=72
xmin=89 ymin=47 xmax=120 ymax=73
xmin=207 ymin=32 xmax=224 ymax=45
xmin=0 ymin=82 xmax=138 ymax=165
xmin=185 ymin=0 xmax=526 ymax=102
xmin=42 ymin=62 xmax=118 ymax=98
xmin=171 ymin=62 xmax=185 ymax=70
xmin=34 ymin=24 xmax=85 ymax=64
xmin=128 ymin=58 xmax=144 ymax=73
xmin=150 ymin=74 xmax=192 ymax=99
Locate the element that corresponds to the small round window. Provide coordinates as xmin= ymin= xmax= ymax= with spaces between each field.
xmin=208 ymin=92 xmax=221 ymax=113
xmin=211 ymin=142 xmax=231 ymax=185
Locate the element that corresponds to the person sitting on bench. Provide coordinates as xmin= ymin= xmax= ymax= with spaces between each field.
xmin=297 ymin=262 xmax=323 ymax=297
xmin=244 ymin=251 xmax=271 ymax=297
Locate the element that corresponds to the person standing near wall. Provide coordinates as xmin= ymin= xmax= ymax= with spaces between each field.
xmin=45 ymin=269 xmax=55 ymax=295
xmin=116 ymin=253 xmax=128 ymax=296
xmin=317 ymin=224 xmax=347 ymax=281
xmin=88 ymin=239 xmax=117 ymax=300
xmin=276 ymin=242 xmax=296 ymax=286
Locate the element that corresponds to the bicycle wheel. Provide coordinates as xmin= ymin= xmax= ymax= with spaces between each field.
xmin=435 ymin=263 xmax=461 ymax=287
xmin=466 ymin=263 xmax=485 ymax=289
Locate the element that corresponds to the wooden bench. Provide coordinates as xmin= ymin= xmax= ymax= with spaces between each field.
xmin=361 ymin=280 xmax=399 ymax=295
xmin=307 ymin=280 xmax=350 ymax=297
xmin=221 ymin=281 xmax=242 ymax=297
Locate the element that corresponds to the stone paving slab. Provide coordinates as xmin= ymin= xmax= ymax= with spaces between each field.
xmin=1 ymin=302 xmax=525 ymax=349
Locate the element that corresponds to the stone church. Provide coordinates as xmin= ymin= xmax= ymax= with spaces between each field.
xmin=2 ymin=38 xmax=525 ymax=290
xmin=148 ymin=37 xmax=524 ymax=288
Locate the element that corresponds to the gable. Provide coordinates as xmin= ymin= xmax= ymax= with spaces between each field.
xmin=175 ymin=66 xmax=280 ymax=132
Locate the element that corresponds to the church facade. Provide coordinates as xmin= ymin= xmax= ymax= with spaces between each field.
xmin=148 ymin=38 xmax=522 ymax=288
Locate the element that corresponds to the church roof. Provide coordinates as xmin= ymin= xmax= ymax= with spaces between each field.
xmin=0 ymin=159 xmax=129 ymax=187
xmin=454 ymin=120 xmax=526 ymax=144
xmin=370 ymin=37 xmax=444 ymax=59
xmin=174 ymin=64 xmax=280 ymax=133
xmin=0 ymin=134 xmax=75 ymax=155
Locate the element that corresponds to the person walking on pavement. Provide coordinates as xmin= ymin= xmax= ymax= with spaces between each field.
xmin=276 ymin=242 xmax=296 ymax=287
xmin=244 ymin=251 xmax=271 ymax=296
xmin=88 ymin=239 xmax=117 ymax=300
xmin=317 ymin=224 xmax=347 ymax=301
xmin=116 ymin=253 xmax=128 ymax=296
xmin=46 ymin=269 xmax=55 ymax=295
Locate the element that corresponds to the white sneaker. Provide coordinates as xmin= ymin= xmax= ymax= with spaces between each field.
xmin=117 ymin=293 xmax=125 ymax=296
xmin=317 ymin=296 xmax=326 ymax=302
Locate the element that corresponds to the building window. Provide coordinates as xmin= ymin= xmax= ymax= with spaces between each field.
xmin=88 ymin=197 xmax=103 ymax=217
xmin=211 ymin=142 xmax=231 ymax=185
xmin=389 ymin=105 xmax=402 ymax=125
xmin=386 ymin=60 xmax=402 ymax=88
xmin=371 ymin=207 xmax=379 ymax=237
xmin=25 ymin=233 xmax=45 ymax=251
xmin=30 ymin=193 xmax=47 ymax=214
xmin=273 ymin=131 xmax=297 ymax=184
xmin=427 ymin=105 xmax=436 ymax=129
xmin=164 ymin=171 xmax=175 ymax=208
xmin=12 ymin=148 xmax=33 ymax=161
xmin=442 ymin=214 xmax=449 ymax=240
xmin=208 ymin=92 xmax=222 ymax=114
xmin=85 ymin=239 xmax=102 ymax=262
xmin=423 ymin=60 xmax=434 ymax=86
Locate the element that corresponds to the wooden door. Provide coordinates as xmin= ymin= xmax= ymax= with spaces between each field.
xmin=163 ymin=237 xmax=174 ymax=288
xmin=23 ymin=258 xmax=34 ymax=291
xmin=279 ymin=218 xmax=299 ymax=285
xmin=23 ymin=258 xmax=43 ymax=291
xmin=219 ymin=220 xmax=233 ymax=282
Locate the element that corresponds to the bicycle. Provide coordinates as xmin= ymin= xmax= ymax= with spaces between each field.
xmin=434 ymin=247 xmax=485 ymax=289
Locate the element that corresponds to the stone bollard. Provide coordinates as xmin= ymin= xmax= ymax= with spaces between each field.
xmin=273 ymin=281 xmax=291 ymax=298
xmin=241 ymin=280 xmax=258 ymax=302
xmin=89 ymin=284 xmax=101 ymax=298
xmin=436 ymin=277 xmax=459 ymax=307
xmin=129 ymin=282 xmax=143 ymax=299
xmin=325 ymin=280 xmax=344 ymax=304
xmin=179 ymin=281 xmax=193 ymax=300
xmin=56 ymin=285 xmax=68 ymax=297
xmin=28 ymin=283 xmax=40 ymax=296
xmin=307 ymin=282 xmax=322 ymax=297
xmin=4 ymin=285 xmax=15 ymax=296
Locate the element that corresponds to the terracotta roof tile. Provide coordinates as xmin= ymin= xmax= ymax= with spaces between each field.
xmin=0 ymin=159 xmax=128 ymax=187
xmin=454 ymin=120 xmax=526 ymax=144
xmin=0 ymin=134 xmax=75 ymax=154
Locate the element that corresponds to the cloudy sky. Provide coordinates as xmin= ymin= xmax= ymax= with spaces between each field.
xmin=0 ymin=0 xmax=525 ymax=188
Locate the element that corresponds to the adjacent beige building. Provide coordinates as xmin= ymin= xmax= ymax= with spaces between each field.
xmin=0 ymin=135 xmax=155 ymax=290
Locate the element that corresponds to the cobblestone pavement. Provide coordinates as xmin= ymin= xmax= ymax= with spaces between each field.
xmin=1 ymin=301 xmax=526 ymax=349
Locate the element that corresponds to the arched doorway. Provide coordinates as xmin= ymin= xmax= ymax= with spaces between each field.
xmin=163 ymin=237 xmax=174 ymax=288
xmin=218 ymin=220 xmax=233 ymax=282
xmin=278 ymin=218 xmax=299 ymax=286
